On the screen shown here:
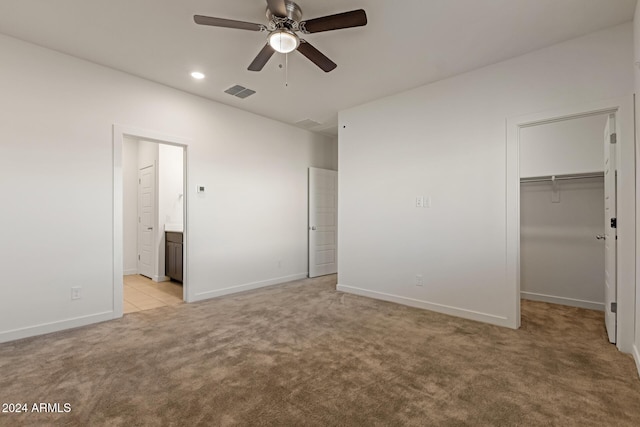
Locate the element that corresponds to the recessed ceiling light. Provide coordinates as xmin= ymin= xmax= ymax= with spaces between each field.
xmin=191 ymin=71 xmax=205 ymax=80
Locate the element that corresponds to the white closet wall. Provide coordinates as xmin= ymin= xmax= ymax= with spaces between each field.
xmin=520 ymin=114 xmax=608 ymax=310
xmin=520 ymin=179 xmax=605 ymax=309
xmin=520 ymin=114 xmax=607 ymax=178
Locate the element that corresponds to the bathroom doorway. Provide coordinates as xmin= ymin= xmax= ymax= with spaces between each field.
xmin=113 ymin=125 xmax=189 ymax=317
xmin=122 ymin=137 xmax=185 ymax=313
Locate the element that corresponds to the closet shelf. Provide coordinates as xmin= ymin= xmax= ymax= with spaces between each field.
xmin=520 ymin=172 xmax=604 ymax=184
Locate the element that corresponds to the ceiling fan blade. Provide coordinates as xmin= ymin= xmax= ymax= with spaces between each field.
xmin=194 ymin=15 xmax=265 ymax=31
xmin=248 ymin=44 xmax=276 ymax=71
xmin=266 ymin=0 xmax=287 ymax=17
xmin=297 ymin=41 xmax=337 ymax=73
xmin=300 ymin=9 xmax=367 ymax=34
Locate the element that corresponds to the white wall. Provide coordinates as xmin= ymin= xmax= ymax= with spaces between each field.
xmin=138 ymin=139 xmax=157 ymax=169
xmin=338 ymin=23 xmax=633 ymax=327
xmin=329 ymin=136 xmax=339 ymax=171
xmin=520 ymin=179 xmax=604 ymax=309
xmin=0 ymin=33 xmax=337 ymax=342
xmin=159 ymin=144 xmax=184 ymax=230
xmin=123 ymin=136 xmax=139 ymax=275
xmin=519 ymin=114 xmax=607 ymax=178
xmin=158 ymin=143 xmax=184 ymax=280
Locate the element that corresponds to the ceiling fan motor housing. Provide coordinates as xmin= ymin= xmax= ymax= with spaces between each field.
xmin=266 ymin=0 xmax=302 ymax=27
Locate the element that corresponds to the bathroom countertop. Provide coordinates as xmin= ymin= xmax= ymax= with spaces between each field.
xmin=164 ymin=223 xmax=183 ymax=233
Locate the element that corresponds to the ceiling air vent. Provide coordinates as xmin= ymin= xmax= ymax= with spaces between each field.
xmin=295 ymin=119 xmax=322 ymax=129
xmin=224 ymin=85 xmax=256 ymax=99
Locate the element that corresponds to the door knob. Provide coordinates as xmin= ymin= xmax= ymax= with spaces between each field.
xmin=147 ymin=227 xmax=153 ymax=230
xmin=310 ymin=226 xmax=317 ymax=231
xmin=596 ymin=235 xmax=605 ymax=240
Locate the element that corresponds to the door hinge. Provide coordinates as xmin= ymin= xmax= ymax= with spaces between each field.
xmin=610 ymin=218 xmax=617 ymax=228
xmin=611 ymin=302 xmax=617 ymax=313
xmin=138 ymin=254 xmax=140 ymax=260
xmin=610 ymin=133 xmax=617 ymax=144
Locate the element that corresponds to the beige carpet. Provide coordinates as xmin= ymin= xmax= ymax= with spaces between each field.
xmin=1 ymin=275 xmax=639 ymax=426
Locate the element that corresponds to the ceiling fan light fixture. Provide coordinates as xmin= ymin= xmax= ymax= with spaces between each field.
xmin=268 ymin=29 xmax=299 ymax=54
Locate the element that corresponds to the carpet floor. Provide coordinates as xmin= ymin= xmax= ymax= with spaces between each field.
xmin=1 ymin=275 xmax=639 ymax=426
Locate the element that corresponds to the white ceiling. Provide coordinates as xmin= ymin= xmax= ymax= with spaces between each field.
xmin=0 ymin=0 xmax=636 ymax=135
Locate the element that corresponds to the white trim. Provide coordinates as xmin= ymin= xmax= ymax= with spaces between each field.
xmin=113 ymin=125 xmax=191 ymax=311
xmin=152 ymin=275 xmax=171 ymax=283
xmin=636 ymin=91 xmax=640 ymax=379
xmin=193 ymin=273 xmax=308 ymax=301
xmin=123 ymin=269 xmax=138 ymax=276
xmin=337 ymin=284 xmax=511 ymax=328
xmin=0 ymin=311 xmax=114 ymax=344
xmin=506 ymin=96 xmax=636 ymax=353
xmin=113 ymin=126 xmax=124 ymax=318
xmin=521 ymin=292 xmax=604 ymax=311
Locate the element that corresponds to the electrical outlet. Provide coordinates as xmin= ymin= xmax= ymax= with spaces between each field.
xmin=71 ymin=287 xmax=82 ymax=300
xmin=415 ymin=275 xmax=423 ymax=287
xmin=416 ymin=196 xmax=424 ymax=208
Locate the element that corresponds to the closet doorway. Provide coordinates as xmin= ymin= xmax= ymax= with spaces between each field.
xmin=506 ymin=97 xmax=635 ymax=351
xmin=518 ymin=113 xmax=610 ymax=316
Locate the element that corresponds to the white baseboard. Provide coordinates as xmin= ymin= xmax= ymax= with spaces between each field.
xmin=0 ymin=311 xmax=115 ymax=344
xmin=123 ymin=269 xmax=137 ymax=276
xmin=336 ymin=284 xmax=512 ymax=328
xmin=521 ymin=291 xmax=604 ymax=311
xmin=633 ymin=345 xmax=640 ymax=378
xmin=152 ymin=275 xmax=170 ymax=283
xmin=192 ymin=273 xmax=308 ymax=302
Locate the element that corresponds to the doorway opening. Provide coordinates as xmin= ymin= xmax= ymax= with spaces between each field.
xmin=113 ymin=125 xmax=189 ymax=318
xmin=122 ymin=137 xmax=185 ymax=313
xmin=517 ymin=112 xmax=615 ymax=342
xmin=506 ymin=96 xmax=635 ymax=353
xmin=518 ymin=113 xmax=610 ymax=310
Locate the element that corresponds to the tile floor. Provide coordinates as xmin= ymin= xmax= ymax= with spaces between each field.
xmin=123 ymin=274 xmax=183 ymax=314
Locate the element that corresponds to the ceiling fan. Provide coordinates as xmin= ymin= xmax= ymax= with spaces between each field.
xmin=194 ymin=0 xmax=367 ymax=73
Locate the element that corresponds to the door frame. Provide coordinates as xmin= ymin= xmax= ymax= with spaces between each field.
xmin=113 ymin=125 xmax=190 ymax=318
xmin=506 ymin=96 xmax=635 ymax=353
xmin=603 ymin=113 xmax=617 ymax=343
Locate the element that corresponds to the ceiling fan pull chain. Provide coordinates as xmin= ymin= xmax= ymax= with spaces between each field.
xmin=285 ymin=53 xmax=289 ymax=87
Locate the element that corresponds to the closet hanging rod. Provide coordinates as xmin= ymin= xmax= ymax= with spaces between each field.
xmin=520 ymin=172 xmax=604 ymax=184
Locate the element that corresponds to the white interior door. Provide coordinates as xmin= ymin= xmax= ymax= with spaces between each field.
xmin=603 ymin=114 xmax=617 ymax=343
xmin=309 ymin=168 xmax=338 ymax=278
xmin=138 ymin=165 xmax=155 ymax=279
